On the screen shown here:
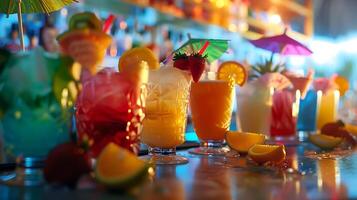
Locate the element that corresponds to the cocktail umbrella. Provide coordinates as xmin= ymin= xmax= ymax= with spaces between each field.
xmin=174 ymin=38 xmax=229 ymax=63
xmin=250 ymin=29 xmax=313 ymax=98
xmin=249 ymin=29 xmax=313 ymax=56
xmin=0 ymin=0 xmax=78 ymax=51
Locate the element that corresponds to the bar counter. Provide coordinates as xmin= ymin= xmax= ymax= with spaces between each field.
xmin=0 ymin=141 xmax=356 ymax=200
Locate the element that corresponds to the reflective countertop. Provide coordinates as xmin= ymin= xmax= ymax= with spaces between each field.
xmin=1 ymin=143 xmax=356 ymax=200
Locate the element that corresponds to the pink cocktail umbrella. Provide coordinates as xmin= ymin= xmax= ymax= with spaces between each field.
xmin=249 ymin=29 xmax=313 ymax=56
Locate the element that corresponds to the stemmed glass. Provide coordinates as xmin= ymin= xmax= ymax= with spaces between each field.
xmin=189 ymin=74 xmax=234 ymax=156
xmin=141 ymin=65 xmax=191 ymax=164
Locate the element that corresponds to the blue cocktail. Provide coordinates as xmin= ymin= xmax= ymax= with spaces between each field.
xmin=297 ymin=90 xmax=319 ymax=132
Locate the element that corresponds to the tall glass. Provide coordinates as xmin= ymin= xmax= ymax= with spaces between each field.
xmin=141 ymin=66 xmax=191 ymax=165
xmin=189 ymin=79 xmax=234 ymax=155
xmin=0 ymin=48 xmax=75 ymax=186
xmin=297 ymin=90 xmax=321 ymax=139
xmin=316 ymin=90 xmax=340 ymax=130
xmin=76 ymin=68 xmax=146 ymax=158
xmin=270 ymin=89 xmax=300 ymax=140
xmin=236 ymin=81 xmax=273 ymax=136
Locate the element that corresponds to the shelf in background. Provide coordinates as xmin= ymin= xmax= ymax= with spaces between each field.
xmin=83 ymin=0 xmax=313 ymax=41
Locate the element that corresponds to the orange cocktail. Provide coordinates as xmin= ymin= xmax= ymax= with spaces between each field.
xmin=190 ymin=80 xmax=234 ymax=155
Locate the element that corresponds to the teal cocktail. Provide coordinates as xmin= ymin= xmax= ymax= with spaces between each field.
xmin=0 ymin=48 xmax=79 ymax=185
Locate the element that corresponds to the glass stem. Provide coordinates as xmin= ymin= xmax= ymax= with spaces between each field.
xmin=200 ymin=140 xmax=224 ymax=148
xmin=149 ymin=147 xmax=177 ymax=156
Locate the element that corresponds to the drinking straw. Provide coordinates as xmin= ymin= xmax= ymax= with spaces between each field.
xmin=103 ymin=14 xmax=116 ymax=33
xmin=163 ymin=53 xmax=173 ymax=64
xmin=17 ymin=0 xmax=25 ymax=51
xmin=198 ymin=41 xmax=210 ymax=55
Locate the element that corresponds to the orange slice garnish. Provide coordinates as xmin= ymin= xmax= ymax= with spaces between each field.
xmin=226 ymin=131 xmax=265 ymax=153
xmin=118 ymin=47 xmax=160 ymax=72
xmin=333 ymin=75 xmax=349 ymax=96
xmin=248 ymin=144 xmax=286 ymax=164
xmin=217 ymin=61 xmax=246 ymax=86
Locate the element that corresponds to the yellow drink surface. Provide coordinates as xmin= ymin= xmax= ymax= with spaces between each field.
xmin=142 ymin=112 xmax=187 ymax=148
xmin=190 ymin=80 xmax=234 ymax=141
xmin=316 ymin=90 xmax=340 ymax=129
xmin=141 ymin=67 xmax=190 ymax=148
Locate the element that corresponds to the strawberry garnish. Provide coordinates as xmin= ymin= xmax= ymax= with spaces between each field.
xmin=189 ymin=53 xmax=206 ymax=82
xmin=173 ymin=52 xmax=189 ymax=70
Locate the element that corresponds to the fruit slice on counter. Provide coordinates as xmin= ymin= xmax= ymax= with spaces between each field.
xmin=217 ymin=61 xmax=246 ymax=86
xmin=118 ymin=47 xmax=160 ymax=72
xmin=44 ymin=142 xmax=91 ymax=188
xmin=309 ymin=134 xmax=343 ymax=150
xmin=225 ymin=131 xmax=265 ymax=153
xmin=345 ymin=123 xmax=357 ymax=137
xmin=95 ymin=143 xmax=150 ymax=190
xmin=321 ymin=121 xmax=356 ymax=145
xmin=248 ymin=144 xmax=286 ymax=164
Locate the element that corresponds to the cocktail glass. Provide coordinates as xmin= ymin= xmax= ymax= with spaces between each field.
xmin=189 ymin=78 xmax=234 ymax=156
xmin=75 ymin=68 xmax=146 ymax=158
xmin=297 ymin=90 xmax=321 ymax=139
xmin=141 ymin=66 xmax=191 ymax=165
xmin=270 ymin=89 xmax=301 ymax=140
xmin=236 ymin=80 xmax=273 ymax=136
xmin=339 ymin=90 xmax=357 ymax=124
xmin=316 ymin=90 xmax=340 ymax=130
xmin=0 ymin=48 xmax=76 ymax=186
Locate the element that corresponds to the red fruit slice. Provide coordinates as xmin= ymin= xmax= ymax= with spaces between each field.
xmin=173 ymin=59 xmax=189 ymax=70
xmin=189 ymin=56 xmax=205 ymax=82
xmin=321 ymin=122 xmax=341 ymax=134
xmin=44 ymin=142 xmax=91 ymax=187
xmin=321 ymin=122 xmax=356 ymax=146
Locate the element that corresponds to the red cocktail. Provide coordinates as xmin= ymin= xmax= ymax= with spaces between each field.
xmin=75 ymin=68 xmax=145 ymax=157
xmin=270 ymin=89 xmax=299 ymax=137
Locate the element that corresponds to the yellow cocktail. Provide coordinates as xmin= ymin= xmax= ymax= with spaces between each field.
xmin=189 ymin=80 xmax=234 ymax=155
xmin=316 ymin=90 xmax=340 ymax=129
xmin=141 ymin=66 xmax=191 ymax=164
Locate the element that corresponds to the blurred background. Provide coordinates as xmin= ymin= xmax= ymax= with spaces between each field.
xmin=1 ymin=0 xmax=357 ymax=83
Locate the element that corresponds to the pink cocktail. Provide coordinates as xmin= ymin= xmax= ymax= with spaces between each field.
xmin=270 ymin=89 xmax=300 ymax=137
xmin=75 ymin=68 xmax=145 ymax=157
